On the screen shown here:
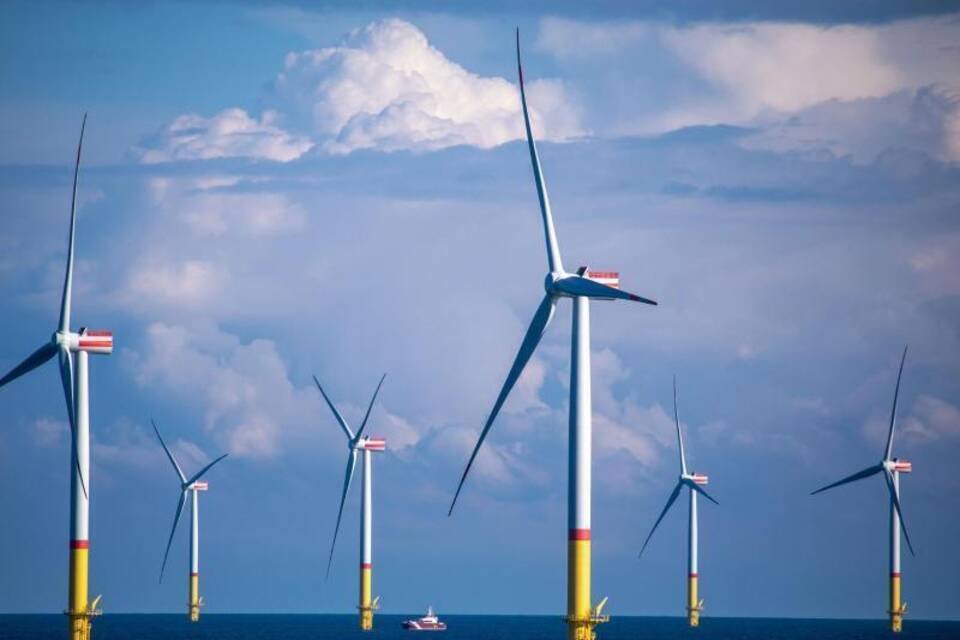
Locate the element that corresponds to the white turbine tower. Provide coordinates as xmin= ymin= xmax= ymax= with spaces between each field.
xmin=812 ymin=346 xmax=915 ymax=632
xmin=153 ymin=420 xmax=228 ymax=622
xmin=315 ymin=373 xmax=387 ymax=631
xmin=448 ymin=31 xmax=657 ymax=640
xmin=0 ymin=114 xmax=113 ymax=640
xmin=638 ymin=377 xmax=718 ymax=627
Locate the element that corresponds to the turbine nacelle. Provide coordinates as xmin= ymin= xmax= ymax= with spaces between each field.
xmin=887 ymin=459 xmax=912 ymax=474
xmin=544 ymin=267 xmax=656 ymax=304
xmin=52 ymin=329 xmax=114 ymax=355
xmin=187 ymin=481 xmax=209 ymax=491
xmin=684 ymin=473 xmax=709 ymax=486
xmin=354 ymin=437 xmax=386 ymax=452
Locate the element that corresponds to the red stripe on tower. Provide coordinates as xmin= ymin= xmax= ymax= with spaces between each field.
xmin=70 ymin=540 xmax=89 ymax=549
xmin=569 ymin=529 xmax=591 ymax=541
xmin=361 ymin=563 xmax=372 ymax=569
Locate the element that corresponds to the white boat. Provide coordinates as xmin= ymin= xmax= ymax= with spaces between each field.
xmin=402 ymin=606 xmax=447 ymax=631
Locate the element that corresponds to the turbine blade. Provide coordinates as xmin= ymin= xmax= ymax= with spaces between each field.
xmin=159 ymin=490 xmax=187 ymax=583
xmin=0 ymin=342 xmax=57 ymax=389
xmin=326 ymin=448 xmax=358 ymax=579
xmin=884 ymin=345 xmax=908 ymax=461
xmin=553 ymin=275 xmax=657 ymax=305
xmin=58 ymin=348 xmax=86 ymax=499
xmin=151 ymin=419 xmax=186 ymax=484
xmin=355 ymin=373 xmax=386 ymax=441
xmin=516 ymin=29 xmax=563 ymax=274
xmin=187 ymin=453 xmax=229 ymax=485
xmin=685 ymin=478 xmax=719 ymax=505
xmin=885 ymin=470 xmax=915 ymax=556
xmin=810 ymin=464 xmax=882 ymax=495
xmin=639 ymin=482 xmax=683 ymax=557
xmin=60 ymin=113 xmax=86 ymax=334
xmin=674 ymin=375 xmax=687 ymax=475
xmin=313 ymin=375 xmax=355 ymax=441
xmin=448 ymin=293 xmax=556 ymax=515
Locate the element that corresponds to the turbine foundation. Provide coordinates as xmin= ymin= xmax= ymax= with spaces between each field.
xmin=890 ymin=573 xmax=905 ymax=632
xmin=687 ymin=573 xmax=701 ymax=627
xmin=189 ymin=573 xmax=200 ymax=622
xmin=359 ymin=563 xmax=373 ymax=630
xmin=66 ymin=541 xmax=98 ymax=640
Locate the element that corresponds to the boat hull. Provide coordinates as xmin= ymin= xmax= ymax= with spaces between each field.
xmin=402 ymin=621 xmax=447 ymax=631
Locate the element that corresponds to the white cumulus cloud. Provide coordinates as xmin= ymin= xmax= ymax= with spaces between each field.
xmin=274 ymin=18 xmax=583 ymax=154
xmin=131 ymin=322 xmax=316 ymax=458
xmin=123 ymin=260 xmax=226 ymax=307
xmin=140 ymin=108 xmax=313 ymax=163
xmin=139 ymin=19 xmax=583 ymax=159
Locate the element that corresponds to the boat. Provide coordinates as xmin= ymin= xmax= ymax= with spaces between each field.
xmin=402 ymin=606 xmax=447 ymax=631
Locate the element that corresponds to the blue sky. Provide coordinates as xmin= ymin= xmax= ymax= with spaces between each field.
xmin=1 ymin=0 xmax=960 ymax=621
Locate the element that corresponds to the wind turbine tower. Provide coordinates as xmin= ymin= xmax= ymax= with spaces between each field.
xmin=0 ymin=115 xmax=112 ymax=640
xmin=315 ymin=374 xmax=387 ymax=631
xmin=812 ymin=346 xmax=915 ymax=632
xmin=638 ymin=377 xmax=718 ymax=627
xmin=153 ymin=420 xmax=228 ymax=622
xmin=448 ymin=32 xmax=658 ymax=640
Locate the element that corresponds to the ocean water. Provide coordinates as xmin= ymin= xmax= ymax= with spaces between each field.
xmin=0 ymin=615 xmax=956 ymax=640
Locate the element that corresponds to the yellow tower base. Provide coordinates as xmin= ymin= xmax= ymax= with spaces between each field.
xmin=189 ymin=573 xmax=200 ymax=622
xmin=890 ymin=573 xmax=906 ymax=633
xmin=687 ymin=574 xmax=702 ymax=627
xmin=566 ymin=533 xmax=609 ymax=640
xmin=66 ymin=542 xmax=101 ymax=640
xmin=359 ymin=564 xmax=374 ymax=630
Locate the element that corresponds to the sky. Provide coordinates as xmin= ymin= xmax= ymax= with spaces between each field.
xmin=1 ymin=0 xmax=959 ymax=622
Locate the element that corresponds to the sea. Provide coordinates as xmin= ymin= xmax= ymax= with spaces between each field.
xmin=0 ymin=615 xmax=957 ymax=640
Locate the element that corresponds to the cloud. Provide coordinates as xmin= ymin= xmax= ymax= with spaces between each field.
xmin=137 ymin=19 xmax=583 ymax=159
xmin=376 ymin=408 xmax=421 ymax=454
xmin=909 ymin=232 xmax=960 ymax=297
xmin=274 ymin=18 xmax=583 ymax=153
xmin=130 ymin=321 xmax=317 ymax=459
xmin=743 ymin=85 xmax=960 ymax=163
xmin=140 ymin=108 xmax=313 ymax=163
xmin=662 ymin=22 xmax=902 ymax=119
xmin=93 ymin=417 xmax=211 ymax=472
xmin=862 ymin=395 xmax=960 ymax=450
xmin=587 ymin=349 xmax=676 ymax=471
xmin=536 ymin=15 xmax=960 ymax=156
xmin=32 ymin=418 xmax=66 ymax=447
xmin=121 ymin=259 xmax=227 ymax=309
xmin=891 ymin=395 xmax=960 ymax=444
xmin=424 ymin=425 xmax=537 ymax=492
xmin=178 ymin=191 xmax=306 ymax=237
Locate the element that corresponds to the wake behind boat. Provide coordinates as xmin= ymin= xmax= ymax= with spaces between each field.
xmin=402 ymin=606 xmax=447 ymax=631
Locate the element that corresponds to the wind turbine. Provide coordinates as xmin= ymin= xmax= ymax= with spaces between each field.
xmin=315 ymin=373 xmax=387 ymax=631
xmin=0 ymin=114 xmax=113 ymax=640
xmin=448 ymin=32 xmax=657 ymax=640
xmin=638 ymin=377 xmax=718 ymax=627
xmin=153 ymin=420 xmax=228 ymax=622
xmin=811 ymin=346 xmax=914 ymax=632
